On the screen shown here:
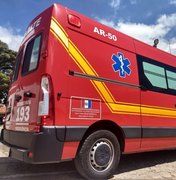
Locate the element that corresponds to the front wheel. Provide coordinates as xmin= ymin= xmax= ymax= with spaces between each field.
xmin=74 ymin=130 xmax=121 ymax=179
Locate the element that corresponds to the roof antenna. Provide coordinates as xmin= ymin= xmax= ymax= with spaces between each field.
xmin=168 ymin=40 xmax=172 ymax=54
xmin=153 ymin=39 xmax=159 ymax=48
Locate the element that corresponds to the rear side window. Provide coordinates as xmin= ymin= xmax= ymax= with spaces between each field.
xmin=138 ymin=54 xmax=176 ymax=95
xmin=12 ymin=49 xmax=23 ymax=82
xmin=166 ymin=70 xmax=176 ymax=90
xmin=143 ymin=62 xmax=167 ymax=89
xmin=22 ymin=34 xmax=42 ymax=75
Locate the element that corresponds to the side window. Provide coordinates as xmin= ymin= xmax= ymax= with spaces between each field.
xmin=138 ymin=54 xmax=176 ymax=95
xmin=143 ymin=62 xmax=167 ymax=89
xmin=12 ymin=49 xmax=23 ymax=82
xmin=22 ymin=34 xmax=42 ymax=75
xmin=166 ymin=71 xmax=176 ymax=90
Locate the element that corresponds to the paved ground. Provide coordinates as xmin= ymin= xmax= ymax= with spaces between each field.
xmin=1 ymin=149 xmax=176 ymax=179
xmin=1 ymin=125 xmax=176 ymax=179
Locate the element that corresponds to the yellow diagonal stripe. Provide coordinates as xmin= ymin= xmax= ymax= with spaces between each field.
xmin=50 ymin=18 xmax=68 ymax=49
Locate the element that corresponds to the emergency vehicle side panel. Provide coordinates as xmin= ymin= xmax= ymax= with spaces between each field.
xmin=65 ymin=8 xmax=141 ymax=153
xmin=50 ymin=5 xmax=176 ymax=154
xmin=48 ymin=5 xmax=142 ymax=154
xmin=67 ymin=32 xmax=141 ymax=147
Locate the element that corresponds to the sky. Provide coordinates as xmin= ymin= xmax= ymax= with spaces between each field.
xmin=0 ymin=0 xmax=176 ymax=55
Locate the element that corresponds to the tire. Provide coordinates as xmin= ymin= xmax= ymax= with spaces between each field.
xmin=74 ymin=130 xmax=121 ymax=180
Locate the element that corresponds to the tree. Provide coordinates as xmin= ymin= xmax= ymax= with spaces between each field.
xmin=0 ymin=40 xmax=17 ymax=104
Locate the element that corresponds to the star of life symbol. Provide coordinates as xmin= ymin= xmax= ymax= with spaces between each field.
xmin=111 ymin=52 xmax=131 ymax=78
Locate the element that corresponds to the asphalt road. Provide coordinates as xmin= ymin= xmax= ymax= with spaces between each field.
xmin=1 ymin=150 xmax=176 ymax=179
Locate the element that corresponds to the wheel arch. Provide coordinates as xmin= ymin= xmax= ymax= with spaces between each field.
xmin=77 ymin=120 xmax=125 ymax=154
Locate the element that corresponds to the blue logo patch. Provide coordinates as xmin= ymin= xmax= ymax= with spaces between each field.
xmin=84 ymin=100 xmax=92 ymax=109
xmin=111 ymin=52 xmax=131 ymax=78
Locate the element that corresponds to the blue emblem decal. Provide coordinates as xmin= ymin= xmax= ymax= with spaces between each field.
xmin=111 ymin=52 xmax=131 ymax=78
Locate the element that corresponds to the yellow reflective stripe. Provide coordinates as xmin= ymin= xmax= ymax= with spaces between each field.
xmin=50 ymin=16 xmax=176 ymax=118
xmin=50 ymin=18 xmax=68 ymax=49
xmin=50 ymin=29 xmax=68 ymax=53
xmin=142 ymin=106 xmax=176 ymax=117
xmin=69 ymin=41 xmax=97 ymax=76
xmin=93 ymin=81 xmax=114 ymax=103
xmin=109 ymin=103 xmax=140 ymax=113
xmin=52 ymin=17 xmax=68 ymax=36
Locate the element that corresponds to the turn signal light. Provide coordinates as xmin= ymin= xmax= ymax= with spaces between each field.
xmin=68 ymin=14 xmax=81 ymax=28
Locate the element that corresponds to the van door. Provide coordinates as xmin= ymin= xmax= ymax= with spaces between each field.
xmin=138 ymin=55 xmax=176 ymax=150
xmin=6 ymin=34 xmax=43 ymax=132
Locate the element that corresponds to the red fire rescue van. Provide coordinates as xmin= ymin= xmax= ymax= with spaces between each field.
xmin=1 ymin=3 xmax=176 ymax=179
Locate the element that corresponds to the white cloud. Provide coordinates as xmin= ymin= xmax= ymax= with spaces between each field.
xmin=0 ymin=26 xmax=23 ymax=51
xmin=109 ymin=0 xmax=121 ymax=9
xmin=170 ymin=0 xmax=176 ymax=5
xmin=169 ymin=38 xmax=176 ymax=55
xmin=99 ymin=13 xmax=176 ymax=55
